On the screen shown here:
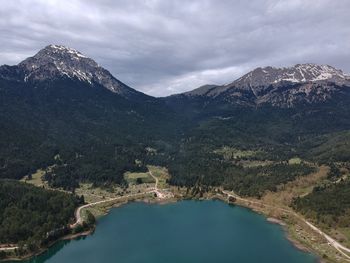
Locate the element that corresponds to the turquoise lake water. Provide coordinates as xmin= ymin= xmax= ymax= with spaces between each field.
xmin=20 ymin=200 xmax=317 ymax=263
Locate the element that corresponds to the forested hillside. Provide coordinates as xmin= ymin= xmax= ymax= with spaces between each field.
xmin=0 ymin=180 xmax=81 ymax=251
xmin=1 ymin=47 xmax=350 ymax=253
xmin=2 ymin=75 xmax=350 ymax=197
xmin=2 ymin=47 xmax=350 ymax=198
xmin=0 ymin=78 xmax=183 ymax=190
xmin=293 ymin=178 xmax=350 ymax=228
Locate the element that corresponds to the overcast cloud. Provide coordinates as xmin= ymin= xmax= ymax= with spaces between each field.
xmin=0 ymin=0 xmax=349 ymax=96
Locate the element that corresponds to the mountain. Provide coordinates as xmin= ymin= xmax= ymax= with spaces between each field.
xmin=163 ymin=64 xmax=350 ymax=190
xmin=0 ymin=45 xmax=182 ymax=189
xmin=0 ymin=44 xmax=144 ymax=98
xmin=2 ymin=46 xmax=350 ymax=259
xmin=173 ymin=63 xmax=350 ymax=107
xmin=1 ymin=46 xmax=350 ymax=194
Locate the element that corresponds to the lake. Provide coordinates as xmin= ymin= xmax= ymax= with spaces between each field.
xmin=20 ymin=200 xmax=317 ymax=263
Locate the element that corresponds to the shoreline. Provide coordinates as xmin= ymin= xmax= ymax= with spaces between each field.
xmin=1 ymin=229 xmax=94 ymax=262
xmin=267 ymin=217 xmax=317 ymax=254
xmin=1 ymin=194 xmax=324 ymax=262
xmin=197 ymin=193 xmax=324 ymax=262
xmin=221 ymin=197 xmax=325 ymax=263
xmin=137 ymin=194 xmax=324 ymax=262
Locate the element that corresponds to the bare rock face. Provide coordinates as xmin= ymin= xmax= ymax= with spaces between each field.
xmin=233 ymin=64 xmax=349 ymax=88
xmin=5 ymin=45 xmax=139 ymax=97
xmin=182 ymin=64 xmax=350 ymax=107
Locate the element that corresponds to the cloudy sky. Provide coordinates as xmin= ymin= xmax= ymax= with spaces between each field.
xmin=1 ymin=0 xmax=349 ymax=96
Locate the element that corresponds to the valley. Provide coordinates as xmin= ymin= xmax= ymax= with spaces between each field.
xmin=3 ymin=162 xmax=350 ymax=262
xmin=1 ymin=45 xmax=350 ymax=262
xmin=4 ymin=158 xmax=350 ymax=262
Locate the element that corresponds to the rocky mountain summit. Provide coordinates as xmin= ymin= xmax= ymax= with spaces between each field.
xmin=1 ymin=45 xmax=349 ymax=108
xmin=0 ymin=45 xmax=140 ymax=97
xmin=181 ymin=64 xmax=350 ymax=107
xmin=234 ymin=63 xmax=349 ymax=87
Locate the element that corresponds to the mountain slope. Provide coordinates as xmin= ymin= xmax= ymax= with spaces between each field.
xmin=1 ymin=46 xmax=350 ymax=194
xmin=163 ymin=64 xmax=350 ymax=192
xmin=170 ymin=63 xmax=350 ymax=108
xmin=0 ymin=45 xmax=183 ymax=189
xmin=0 ymin=44 xmax=146 ymax=99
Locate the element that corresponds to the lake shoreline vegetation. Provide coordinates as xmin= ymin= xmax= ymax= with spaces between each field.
xmin=0 ymin=193 xmax=323 ymax=263
xmin=0 ymin=190 xmax=314 ymax=262
xmin=1 ymin=160 xmax=349 ymax=262
xmin=2 ymin=83 xmax=350 ymax=262
xmin=2 ymin=41 xmax=350 ymax=263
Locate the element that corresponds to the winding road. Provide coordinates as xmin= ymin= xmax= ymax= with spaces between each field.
xmin=2 ymin=187 xmax=349 ymax=260
xmin=0 ymin=190 xmax=158 ymax=252
xmin=149 ymin=170 xmax=159 ymax=189
xmin=71 ymin=172 xmax=174 ymax=228
xmin=71 ymin=190 xmax=157 ymax=228
xmin=149 ymin=170 xmax=174 ymax=199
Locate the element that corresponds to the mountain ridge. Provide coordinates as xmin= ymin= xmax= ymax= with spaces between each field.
xmin=0 ymin=44 xmax=146 ymax=99
xmin=1 ymin=45 xmax=350 ymax=105
xmin=1 ymin=44 xmax=350 ymax=110
xmin=1 ymin=46 xmax=350 ymax=263
xmin=172 ymin=63 xmax=350 ymax=107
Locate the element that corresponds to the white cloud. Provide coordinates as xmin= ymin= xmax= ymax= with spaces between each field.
xmin=0 ymin=0 xmax=349 ymax=96
xmin=143 ymin=65 xmax=253 ymax=97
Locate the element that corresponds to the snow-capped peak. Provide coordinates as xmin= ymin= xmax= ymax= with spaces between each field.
xmin=293 ymin=63 xmax=346 ymax=82
xmin=181 ymin=63 xmax=350 ymax=107
xmin=17 ymin=45 xmax=136 ymax=96
xmin=46 ymin=44 xmax=88 ymax=59
xmin=233 ymin=63 xmax=349 ymax=88
xmin=19 ymin=44 xmax=98 ymax=83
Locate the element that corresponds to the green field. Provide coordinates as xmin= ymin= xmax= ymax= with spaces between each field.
xmin=214 ymin=147 xmax=259 ymax=160
xmin=147 ymin=165 xmax=170 ymax=189
xmin=20 ymin=168 xmax=49 ymax=188
xmin=124 ymin=171 xmax=155 ymax=185
xmin=288 ymin=157 xmax=302 ymax=165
